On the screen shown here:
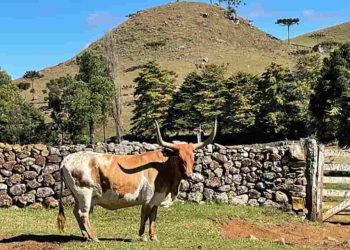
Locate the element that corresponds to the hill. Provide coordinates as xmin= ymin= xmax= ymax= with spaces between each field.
xmin=291 ymin=21 xmax=350 ymax=47
xmin=14 ymin=2 xmax=292 ymax=139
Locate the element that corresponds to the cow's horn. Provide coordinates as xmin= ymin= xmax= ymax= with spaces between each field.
xmin=194 ymin=119 xmax=217 ymax=150
xmin=155 ymin=121 xmax=178 ymax=150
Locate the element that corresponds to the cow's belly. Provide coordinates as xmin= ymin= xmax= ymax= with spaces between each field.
xmin=94 ymin=180 xmax=155 ymax=210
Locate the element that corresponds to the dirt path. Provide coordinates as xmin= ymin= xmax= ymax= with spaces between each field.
xmin=222 ymin=219 xmax=350 ymax=249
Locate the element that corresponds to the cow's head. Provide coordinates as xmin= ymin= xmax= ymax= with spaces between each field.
xmin=155 ymin=120 xmax=217 ymax=178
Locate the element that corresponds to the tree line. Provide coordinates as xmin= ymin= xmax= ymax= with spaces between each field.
xmin=131 ymin=43 xmax=350 ymax=146
xmin=1 ymin=43 xmax=350 ymax=146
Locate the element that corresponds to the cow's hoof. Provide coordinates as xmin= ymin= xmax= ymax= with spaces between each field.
xmin=150 ymin=235 xmax=158 ymax=241
xmin=92 ymin=237 xmax=100 ymax=242
xmin=140 ymin=235 xmax=148 ymax=242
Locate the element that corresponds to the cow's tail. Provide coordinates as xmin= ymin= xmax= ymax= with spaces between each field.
xmin=57 ymin=167 xmax=66 ymax=232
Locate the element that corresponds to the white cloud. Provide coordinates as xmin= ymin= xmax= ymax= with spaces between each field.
xmin=302 ymin=9 xmax=338 ymax=21
xmin=85 ymin=11 xmax=118 ymax=26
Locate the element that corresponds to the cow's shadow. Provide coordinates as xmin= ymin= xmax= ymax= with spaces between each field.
xmin=0 ymin=234 xmax=133 ymax=243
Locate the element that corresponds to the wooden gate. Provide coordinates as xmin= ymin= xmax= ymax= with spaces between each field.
xmin=307 ymin=138 xmax=350 ymax=222
xmin=322 ymin=149 xmax=350 ymax=222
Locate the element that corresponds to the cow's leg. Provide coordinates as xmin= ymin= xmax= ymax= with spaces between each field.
xmin=77 ymin=189 xmax=99 ymax=242
xmin=149 ymin=206 xmax=158 ymax=241
xmin=139 ymin=204 xmax=151 ymax=242
xmin=73 ymin=202 xmax=89 ymax=240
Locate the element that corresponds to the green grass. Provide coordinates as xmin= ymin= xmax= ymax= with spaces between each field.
xmin=324 ymin=183 xmax=350 ymax=190
xmin=0 ymin=203 xmax=308 ymax=249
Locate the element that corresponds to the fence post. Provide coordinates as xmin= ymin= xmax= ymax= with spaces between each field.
xmin=305 ymin=139 xmax=323 ymax=221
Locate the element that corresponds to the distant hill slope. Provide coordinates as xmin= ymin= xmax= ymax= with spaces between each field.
xmin=15 ymin=2 xmax=292 ymax=138
xmin=291 ymin=21 xmax=350 ymax=47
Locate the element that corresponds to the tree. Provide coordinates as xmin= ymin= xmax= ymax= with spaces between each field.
xmin=276 ymin=18 xmax=300 ymax=45
xmin=102 ymin=32 xmax=122 ymax=143
xmin=46 ymin=52 xmax=115 ymax=144
xmin=76 ymin=51 xmax=114 ymax=144
xmin=168 ymin=64 xmax=225 ymax=133
xmin=46 ymin=76 xmax=74 ymax=144
xmin=221 ymin=72 xmax=257 ymax=135
xmin=23 ymin=70 xmax=43 ymax=101
xmin=308 ymin=33 xmax=326 ymax=44
xmin=131 ymin=61 xmax=176 ymax=139
xmin=0 ymin=68 xmax=44 ymax=144
xmin=255 ymin=63 xmax=309 ymax=139
xmin=310 ymin=43 xmax=350 ymax=145
xmin=0 ymin=67 xmax=12 ymax=86
xmin=294 ymin=53 xmax=322 ymax=89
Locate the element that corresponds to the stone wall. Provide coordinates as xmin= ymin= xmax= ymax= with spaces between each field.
xmin=0 ymin=141 xmax=307 ymax=213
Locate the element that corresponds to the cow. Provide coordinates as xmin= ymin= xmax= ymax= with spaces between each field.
xmin=57 ymin=120 xmax=217 ymax=242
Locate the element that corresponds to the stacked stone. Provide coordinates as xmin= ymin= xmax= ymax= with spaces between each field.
xmin=178 ymin=143 xmax=307 ymax=212
xmin=0 ymin=141 xmax=306 ymax=213
xmin=0 ymin=141 xmax=160 ymax=209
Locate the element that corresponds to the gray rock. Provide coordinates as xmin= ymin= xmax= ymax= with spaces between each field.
xmin=0 ymin=169 xmax=12 ymax=177
xmin=232 ymin=174 xmax=242 ymax=184
xmin=212 ymin=152 xmax=228 ymax=164
xmin=214 ymin=168 xmax=223 ymax=178
xmin=264 ymin=200 xmax=280 ymax=208
xmin=9 ymin=184 xmax=26 ymax=196
xmin=43 ymin=174 xmax=56 ymax=187
xmin=49 ymin=147 xmax=60 ymax=155
xmin=241 ymin=167 xmax=250 ymax=174
xmin=203 ymin=188 xmax=214 ymax=201
xmin=218 ymin=185 xmax=231 ymax=192
xmin=36 ymin=187 xmax=54 ymax=198
xmin=190 ymin=173 xmax=204 ymax=183
xmin=179 ymin=180 xmax=190 ymax=192
xmin=23 ymin=171 xmax=38 ymax=180
xmin=249 ymin=189 xmax=261 ymax=199
xmin=21 ymin=157 xmax=36 ymax=166
xmin=255 ymin=182 xmax=266 ymax=191
xmin=288 ymin=144 xmax=305 ymax=161
xmin=0 ymin=183 xmax=7 ymax=190
xmin=213 ymin=192 xmax=228 ymax=203
xmin=205 ymin=177 xmax=221 ymax=188
xmin=188 ymin=192 xmax=203 ymax=203
xmin=248 ymin=199 xmax=259 ymax=206
xmin=229 ymin=194 xmax=249 ymax=205
xmin=258 ymin=197 xmax=266 ymax=204
xmin=47 ymin=155 xmax=62 ymax=163
xmin=13 ymin=164 xmax=25 ymax=174
xmin=236 ymin=186 xmax=248 ymax=195
xmin=191 ymin=183 xmax=204 ymax=193
xmin=26 ymin=180 xmax=41 ymax=189
xmin=275 ymin=191 xmax=289 ymax=204
xmin=30 ymin=164 xmax=42 ymax=174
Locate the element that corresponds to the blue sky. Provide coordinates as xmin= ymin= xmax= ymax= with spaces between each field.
xmin=1 ymin=0 xmax=350 ymax=79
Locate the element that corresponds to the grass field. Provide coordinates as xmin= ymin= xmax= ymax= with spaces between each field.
xmin=0 ymin=203 xmax=307 ymax=250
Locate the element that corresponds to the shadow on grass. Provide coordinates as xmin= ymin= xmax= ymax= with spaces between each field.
xmin=0 ymin=234 xmax=133 ymax=243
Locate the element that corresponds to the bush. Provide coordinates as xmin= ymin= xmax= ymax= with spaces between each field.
xmin=17 ymin=82 xmax=31 ymax=91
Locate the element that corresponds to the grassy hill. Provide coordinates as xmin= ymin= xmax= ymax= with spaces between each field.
xmin=14 ymin=2 xmax=293 ymax=140
xmin=291 ymin=21 xmax=350 ymax=47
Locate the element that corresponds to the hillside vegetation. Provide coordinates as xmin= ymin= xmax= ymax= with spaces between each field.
xmin=291 ymin=21 xmax=350 ymax=47
xmin=14 ymin=2 xmax=292 ymax=137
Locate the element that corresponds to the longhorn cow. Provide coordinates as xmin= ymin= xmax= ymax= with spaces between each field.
xmin=57 ymin=120 xmax=217 ymax=242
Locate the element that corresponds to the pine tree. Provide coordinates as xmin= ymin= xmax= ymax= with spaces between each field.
xmin=131 ymin=61 xmax=176 ymax=139
xmin=310 ymin=43 xmax=350 ymax=145
xmin=221 ymin=72 xmax=257 ymax=135
xmin=256 ymin=63 xmax=309 ymax=139
xmin=168 ymin=64 xmax=225 ymax=132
